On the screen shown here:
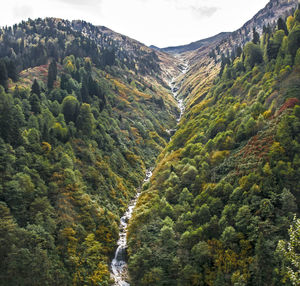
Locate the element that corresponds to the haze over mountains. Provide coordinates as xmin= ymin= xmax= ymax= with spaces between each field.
xmin=0 ymin=0 xmax=299 ymax=285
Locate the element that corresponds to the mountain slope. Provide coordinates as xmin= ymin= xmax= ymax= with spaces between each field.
xmin=0 ymin=1 xmax=299 ymax=286
xmin=128 ymin=6 xmax=300 ymax=286
xmin=152 ymin=32 xmax=229 ymax=55
xmin=157 ymin=0 xmax=298 ymax=57
xmin=172 ymin=0 xmax=299 ymax=119
xmin=0 ymin=17 xmax=181 ymax=285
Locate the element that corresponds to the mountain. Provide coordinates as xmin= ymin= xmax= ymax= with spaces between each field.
xmin=157 ymin=0 xmax=298 ymax=57
xmin=153 ymin=32 xmax=230 ymax=55
xmin=169 ymin=0 xmax=299 ymax=117
xmin=0 ymin=1 xmax=300 ymax=286
xmin=127 ymin=3 xmax=300 ymax=286
xmin=0 ymin=17 xmax=181 ymax=285
xmin=71 ymin=20 xmax=181 ymax=81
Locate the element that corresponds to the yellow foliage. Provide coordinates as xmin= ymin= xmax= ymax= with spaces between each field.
xmin=263 ymin=110 xmax=272 ymax=119
xmin=65 ymin=60 xmax=75 ymax=73
xmin=263 ymin=162 xmax=272 ymax=175
xmin=89 ymin=262 xmax=110 ymax=285
xmin=42 ymin=141 xmax=52 ymax=153
xmin=270 ymin=141 xmax=285 ymax=156
xmin=233 ymin=103 xmax=240 ymax=111
xmin=241 ymin=103 xmax=247 ymax=109
xmin=211 ymin=150 xmax=230 ymax=165
xmin=124 ymin=151 xmax=140 ymax=166
xmin=287 ymin=15 xmax=295 ymax=32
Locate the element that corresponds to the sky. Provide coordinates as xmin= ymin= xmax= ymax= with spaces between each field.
xmin=0 ymin=0 xmax=270 ymax=48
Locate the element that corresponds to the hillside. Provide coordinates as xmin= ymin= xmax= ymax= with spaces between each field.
xmin=0 ymin=1 xmax=299 ymax=286
xmin=152 ymin=33 xmax=230 ymax=55
xmin=0 ymin=17 xmax=181 ymax=285
xmin=170 ymin=0 xmax=299 ymax=123
xmin=128 ymin=6 xmax=300 ymax=286
xmin=157 ymin=0 xmax=298 ymax=58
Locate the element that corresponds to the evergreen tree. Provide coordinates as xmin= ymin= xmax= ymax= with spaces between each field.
xmin=47 ymin=59 xmax=57 ymax=89
xmin=60 ymin=73 xmax=68 ymax=90
xmin=76 ymin=103 xmax=94 ymax=136
xmin=4 ymin=58 xmax=18 ymax=82
xmin=80 ymin=76 xmax=89 ymax=103
xmin=277 ymin=17 xmax=288 ymax=35
xmin=29 ymin=93 xmax=41 ymax=114
xmin=236 ymin=46 xmax=243 ymax=57
xmin=252 ymin=27 xmax=260 ymax=44
xmin=31 ymin=79 xmax=40 ymax=97
xmin=0 ymin=60 xmax=8 ymax=90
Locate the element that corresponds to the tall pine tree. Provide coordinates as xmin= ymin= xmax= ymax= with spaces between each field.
xmin=0 ymin=60 xmax=8 ymax=91
xmin=47 ymin=59 xmax=57 ymax=90
xmin=31 ymin=79 xmax=41 ymax=97
xmin=252 ymin=27 xmax=260 ymax=44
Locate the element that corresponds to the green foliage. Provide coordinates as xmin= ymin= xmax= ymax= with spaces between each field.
xmin=0 ymin=18 xmax=178 ymax=284
xmin=128 ymin=10 xmax=300 ymax=286
xmin=252 ymin=27 xmax=260 ymax=44
xmin=62 ymin=95 xmax=79 ymax=123
xmin=244 ymin=42 xmax=263 ymax=69
xmin=288 ymin=24 xmax=300 ymax=59
xmin=277 ymin=216 xmax=300 ymax=286
xmin=31 ymin=79 xmax=41 ymax=97
xmin=47 ymin=59 xmax=57 ymax=89
xmin=0 ymin=59 xmax=8 ymax=90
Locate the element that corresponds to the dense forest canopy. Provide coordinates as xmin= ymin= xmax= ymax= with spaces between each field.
xmin=0 ymin=3 xmax=299 ymax=286
xmin=128 ymin=7 xmax=300 ymax=286
xmin=0 ymin=17 xmax=178 ymax=285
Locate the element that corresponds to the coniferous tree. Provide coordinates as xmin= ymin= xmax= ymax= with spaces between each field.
xmin=80 ymin=76 xmax=89 ymax=103
xmin=31 ymin=79 xmax=40 ymax=97
xmin=60 ymin=73 xmax=68 ymax=90
xmin=29 ymin=93 xmax=41 ymax=114
xmin=0 ymin=60 xmax=8 ymax=90
xmin=236 ymin=45 xmax=243 ymax=57
xmin=252 ymin=27 xmax=260 ymax=44
xmin=277 ymin=17 xmax=288 ymax=35
xmin=4 ymin=58 xmax=18 ymax=82
xmin=47 ymin=59 xmax=57 ymax=90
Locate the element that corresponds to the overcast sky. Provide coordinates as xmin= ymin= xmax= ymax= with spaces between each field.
xmin=0 ymin=0 xmax=270 ymax=47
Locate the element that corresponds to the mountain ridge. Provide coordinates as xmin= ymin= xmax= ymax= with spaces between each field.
xmin=152 ymin=0 xmax=298 ymax=57
xmin=0 ymin=1 xmax=299 ymax=285
xmin=151 ymin=32 xmax=230 ymax=55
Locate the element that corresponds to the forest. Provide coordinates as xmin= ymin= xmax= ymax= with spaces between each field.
xmin=0 ymin=2 xmax=299 ymax=286
xmin=127 ymin=7 xmax=300 ymax=286
xmin=0 ymin=17 xmax=178 ymax=285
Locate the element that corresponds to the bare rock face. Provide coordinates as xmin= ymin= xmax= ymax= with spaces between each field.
xmin=227 ymin=0 xmax=298 ymax=48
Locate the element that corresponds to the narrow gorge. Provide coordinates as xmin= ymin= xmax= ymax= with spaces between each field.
xmin=110 ymin=59 xmax=190 ymax=285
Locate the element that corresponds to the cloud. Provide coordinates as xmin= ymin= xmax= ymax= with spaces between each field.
xmin=13 ymin=5 xmax=33 ymax=18
xmin=189 ymin=6 xmax=218 ymax=18
xmin=54 ymin=0 xmax=101 ymax=6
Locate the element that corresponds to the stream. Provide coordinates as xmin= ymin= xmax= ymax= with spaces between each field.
xmin=167 ymin=61 xmax=189 ymax=133
xmin=110 ymin=169 xmax=153 ymax=286
xmin=110 ymin=61 xmax=189 ymax=286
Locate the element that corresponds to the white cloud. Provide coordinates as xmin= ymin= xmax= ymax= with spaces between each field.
xmin=53 ymin=0 xmax=101 ymax=7
xmin=13 ymin=5 xmax=33 ymax=18
xmin=0 ymin=0 xmax=270 ymax=47
xmin=190 ymin=6 xmax=218 ymax=18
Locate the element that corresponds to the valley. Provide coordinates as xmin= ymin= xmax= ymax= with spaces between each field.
xmin=0 ymin=0 xmax=299 ymax=285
